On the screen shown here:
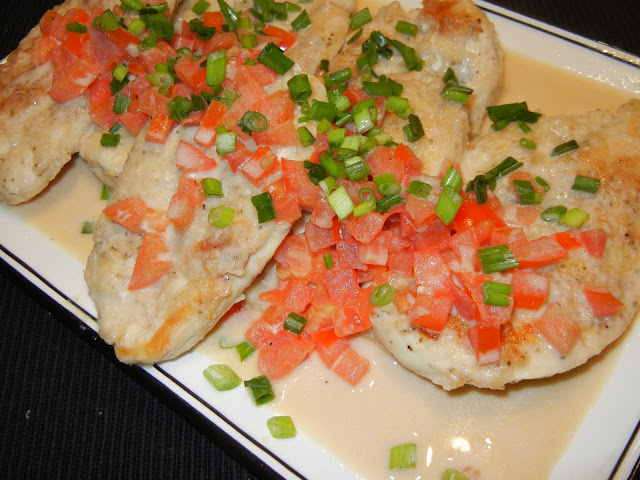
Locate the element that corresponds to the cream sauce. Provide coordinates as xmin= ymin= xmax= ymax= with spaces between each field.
xmin=10 ymin=44 xmax=635 ymax=480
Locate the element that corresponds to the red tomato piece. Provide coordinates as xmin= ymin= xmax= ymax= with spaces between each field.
xmin=334 ymin=298 xmax=373 ymax=337
xmin=404 ymin=194 xmax=437 ymax=226
xmin=176 ymin=175 xmax=204 ymax=205
xmin=202 ymin=11 xmax=225 ymax=28
xmin=394 ymin=143 xmax=423 ymax=173
xmin=259 ymin=280 xmax=314 ymax=314
xmin=31 ymin=35 xmax=60 ymax=66
xmin=511 ymin=268 xmax=548 ymax=310
xmin=282 ymin=158 xmax=321 ymax=210
xmin=579 ymin=228 xmax=607 ymax=258
xmin=531 ymin=304 xmax=581 ymax=355
xmin=119 ymin=100 xmax=150 ymax=136
xmin=48 ymin=57 xmax=99 ymax=103
xmin=410 ymin=290 xmax=454 ymax=332
xmin=336 ymin=240 xmax=367 ymax=270
xmin=193 ymin=100 xmax=228 ymax=146
xmin=552 ymin=230 xmax=583 ymax=251
xmin=166 ymin=194 xmax=196 ymax=231
xmin=262 ymin=25 xmax=297 ymax=50
xmin=103 ymin=197 xmax=147 ymax=232
xmin=324 ymin=267 xmax=360 ymax=305
xmin=309 ymin=196 xmax=336 ymax=229
xmin=174 ymin=56 xmax=207 ymax=90
xmin=305 ymin=221 xmax=340 ymax=252
xmin=104 ymin=28 xmax=140 ymax=48
xmin=450 ymin=277 xmax=476 ymax=320
xmin=452 ymin=197 xmax=506 ymax=233
xmin=358 ymin=231 xmax=393 ymax=266
xmin=467 ymin=324 xmax=501 ymax=365
xmin=308 ymin=327 xmax=351 ymax=368
xmin=175 ymin=140 xmax=217 ymax=172
xmin=128 ymin=233 xmax=172 ymax=290
xmin=517 ymin=236 xmax=567 ymax=270
xmin=332 ymin=349 xmax=370 ymax=385
xmin=257 ymin=329 xmax=314 ymax=379
xmin=274 ymin=234 xmax=314 ymax=280
xmin=40 ymin=10 xmax=66 ymax=41
xmin=345 ymin=211 xmax=385 ymax=244
xmin=139 ymin=41 xmax=177 ymax=73
xmin=583 ymin=286 xmax=623 ymax=317
xmin=145 ymin=113 xmax=175 ymax=143
xmin=239 ymin=146 xmax=279 ymax=186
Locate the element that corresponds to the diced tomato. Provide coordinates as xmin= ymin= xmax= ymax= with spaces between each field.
xmin=224 ymin=141 xmax=250 ymax=172
xmin=394 ymin=143 xmax=423 ymax=173
xmin=62 ymin=30 xmax=88 ymax=56
xmin=31 ymin=35 xmax=59 ymax=66
xmin=450 ymin=277 xmax=476 ymax=320
xmin=262 ymin=25 xmax=297 ymax=49
xmin=166 ymin=193 xmax=196 ymax=231
xmin=514 ymin=205 xmax=543 ymax=226
xmin=308 ymin=327 xmax=350 ymax=368
xmin=343 ymin=87 xmax=368 ymax=105
xmin=467 ymin=324 xmax=501 ymax=365
xmin=413 ymin=250 xmax=451 ymax=291
xmin=531 ymin=304 xmax=581 ymax=355
xmin=146 ymin=113 xmax=175 ymax=143
xmin=239 ymin=146 xmax=278 ymax=186
xmin=85 ymin=28 xmax=127 ymax=74
xmin=174 ymin=56 xmax=207 ymax=90
xmin=324 ymin=267 xmax=361 ymax=305
xmin=404 ymin=194 xmax=437 ymax=226
xmin=334 ymin=297 xmax=374 ymax=337
xmin=128 ymin=233 xmax=172 ymax=290
xmin=358 ymin=231 xmax=393 ymax=266
xmin=580 ymin=228 xmax=606 ymax=258
xmin=511 ymin=269 xmax=548 ymax=310
xmin=346 ymin=211 xmax=385 ymax=244
xmin=517 ymin=236 xmax=568 ymax=270
xmin=175 ymin=140 xmax=217 ymax=172
xmin=103 ymin=197 xmax=147 ymax=232
xmin=201 ymin=32 xmax=240 ymax=55
xmin=177 ymin=174 xmax=204 ymax=205
xmin=275 ymin=234 xmax=314 ymax=280
xmin=39 ymin=10 xmax=66 ymax=41
xmin=410 ymin=290 xmax=454 ymax=332
xmin=268 ymin=180 xmax=302 ymax=224
xmin=452 ymin=197 xmax=506 ymax=233
xmin=332 ymin=349 xmax=370 ymax=385
xmin=583 ymin=286 xmax=623 ymax=317
xmin=459 ymin=272 xmax=513 ymax=327
xmin=48 ymin=57 xmax=99 ymax=103
xmin=310 ymin=196 xmax=336 ymax=229
xmin=89 ymin=98 xmax=119 ymax=130
xmin=258 ymin=329 xmax=314 ymax=379
xmin=490 ymin=227 xmax=529 ymax=259
xmin=305 ymin=221 xmax=340 ymax=252
xmin=193 ymin=100 xmax=228 ymax=146
xmin=120 ymin=100 xmax=149 ymax=136
xmin=367 ymin=146 xmax=404 ymax=182
xmin=87 ymin=74 xmax=112 ymax=105
xmin=259 ymin=280 xmax=314 ymax=313
xmin=139 ymin=87 xmax=170 ymax=116
xmin=282 ymin=158 xmax=321 ymax=210
xmin=139 ymin=41 xmax=177 ymax=73
xmin=552 ymin=230 xmax=583 ymax=251
xmin=336 ymin=240 xmax=367 ymax=270
xmin=245 ymin=306 xmax=286 ymax=348
xmin=202 ymin=11 xmax=225 ymax=28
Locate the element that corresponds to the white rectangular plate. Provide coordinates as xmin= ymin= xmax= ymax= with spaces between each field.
xmin=1 ymin=2 xmax=639 ymax=479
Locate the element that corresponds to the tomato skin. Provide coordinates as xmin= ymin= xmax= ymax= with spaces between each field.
xmin=128 ymin=233 xmax=172 ymax=290
xmin=452 ymin=198 xmax=506 ymax=233
xmin=583 ymin=286 xmax=623 ymax=316
xmin=531 ymin=304 xmax=581 ymax=355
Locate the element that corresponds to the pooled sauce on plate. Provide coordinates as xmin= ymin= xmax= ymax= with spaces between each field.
xmin=12 ymin=50 xmax=634 ymax=479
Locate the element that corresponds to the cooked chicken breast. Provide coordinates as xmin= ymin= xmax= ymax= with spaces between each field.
xmin=373 ymin=99 xmax=640 ymax=389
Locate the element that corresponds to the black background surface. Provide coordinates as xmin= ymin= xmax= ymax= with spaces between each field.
xmin=1 ymin=1 xmax=638 ymax=479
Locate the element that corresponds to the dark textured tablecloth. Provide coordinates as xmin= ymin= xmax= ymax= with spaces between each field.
xmin=1 ymin=1 xmax=638 ymax=479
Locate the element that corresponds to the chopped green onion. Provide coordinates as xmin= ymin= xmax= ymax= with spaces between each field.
xmin=403 ymin=114 xmax=425 ymax=142
xmin=385 ymin=96 xmax=409 ymax=114
xmin=518 ymin=120 xmax=532 ymax=133
xmin=217 ymin=0 xmax=239 ymax=34
xmin=216 ymin=131 xmax=236 ymax=154
xmin=112 ymin=93 xmax=132 ymax=114
xmin=362 ymin=76 xmax=403 ymax=96
xmin=66 ymin=21 xmax=87 ymax=34
xmin=319 ymin=152 xmax=346 ymax=179
xmin=395 ymin=20 xmax=418 ymax=37
xmin=407 ymin=180 xmax=432 ymax=199
xmin=309 ymin=101 xmax=337 ymax=122
xmin=376 ymin=193 xmax=404 ymax=213
xmin=206 ymin=50 xmax=227 ymax=86
xmin=121 ymin=0 xmax=144 ymax=10
xmin=241 ymin=34 xmax=258 ymax=48
xmin=244 ymin=375 xmax=275 ymax=405
xmin=551 ymin=139 xmax=579 ymax=157
xmin=435 ymin=186 xmax=463 ymax=225
xmin=540 ymin=205 xmax=568 ymax=222
xmin=323 ymin=253 xmax=333 ymax=269
xmin=316 ymin=118 xmax=333 ymax=133
xmin=442 ymin=469 xmax=471 ymax=480
xmin=203 ymin=364 xmax=242 ymax=391
xmin=303 ymin=160 xmax=327 ymax=185
xmin=208 ymin=205 xmax=235 ymax=228
xmin=353 ymin=199 xmax=376 ymax=217
xmin=320 ymin=177 xmax=338 ymax=195
xmin=146 ymin=71 xmax=174 ymax=88
xmin=442 ymin=83 xmax=473 ymax=104
xmin=93 ymin=9 xmax=121 ymax=31
xmin=81 ymin=221 xmax=94 ymax=234
xmin=284 ymin=312 xmax=308 ymax=335
xmin=465 ymin=156 xmax=523 ymax=205
xmin=441 ymin=166 xmax=462 ymax=191
xmin=326 ymin=68 xmax=352 ymax=87
xmin=101 ymin=184 xmax=113 ymax=200
xmin=327 ymin=88 xmax=351 ymax=112
xmin=347 ymin=28 xmax=362 ymax=45
xmin=167 ymin=96 xmax=194 ymax=122
xmin=374 ymin=173 xmax=401 ymax=196
xmin=100 ymin=132 xmax=120 ymax=147
xmin=244 ymin=57 xmax=257 ymax=66
xmin=485 ymin=156 xmax=523 ymax=181
xmin=251 ymin=192 xmax=278 ymax=223
xmin=319 ymin=59 xmax=329 ymax=72
xmin=482 ymin=281 xmax=512 ymax=306
xmin=202 ymin=177 xmax=223 ymax=197
xmin=287 ymin=74 xmax=312 ymax=104
xmin=558 ymin=207 xmax=589 ymax=229
xmin=442 ymin=67 xmax=458 ymax=85
xmin=345 ymin=157 xmax=371 ymax=181
xmin=477 ymin=245 xmax=519 ymax=273
xmin=519 ymin=137 xmax=537 ymax=149
xmin=291 ymin=10 xmax=311 ymax=31
xmin=513 ymin=180 xmax=542 ymax=205
xmin=389 ymin=443 xmax=416 ymax=469
xmin=353 ymin=107 xmax=374 ymax=133
xmin=328 ymin=185 xmax=354 ymax=220
xmin=192 ymin=0 xmax=210 ymax=14
xmin=188 ymin=18 xmax=216 ymax=40
xmin=535 ymin=176 xmax=550 ymax=192
xmin=571 ymin=175 xmax=600 ymax=193
xmin=128 ymin=18 xmax=146 ymax=35
xmin=267 ymin=416 xmax=297 ymax=439
xmin=286 ymin=1 xmax=302 ymax=12
xmin=486 ymin=102 xmax=542 ymax=131
xmin=297 ymin=127 xmax=315 ymax=147
xmin=350 ymin=8 xmax=372 ymax=30
xmin=369 ymin=283 xmax=396 ymax=306
xmin=358 ymin=187 xmax=376 ymax=202
xmin=235 ymin=341 xmax=256 ymax=361
xmin=327 ymin=128 xmax=346 ymax=147
xmin=191 ymin=94 xmax=205 ymax=112
xmin=237 ymin=111 xmax=269 ymax=135
xmin=390 ymin=39 xmax=423 ymax=71
xmin=257 ymin=42 xmax=295 ymax=75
